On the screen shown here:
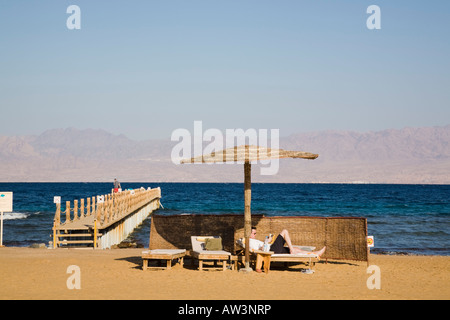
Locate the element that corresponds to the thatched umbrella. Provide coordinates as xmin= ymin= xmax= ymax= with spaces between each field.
xmin=181 ymin=145 xmax=318 ymax=272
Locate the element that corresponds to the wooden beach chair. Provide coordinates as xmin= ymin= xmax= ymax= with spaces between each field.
xmin=270 ymin=248 xmax=319 ymax=272
xmin=141 ymin=249 xmax=186 ymax=271
xmin=190 ymin=236 xmax=231 ymax=271
xmin=235 ymin=238 xmax=319 ymax=272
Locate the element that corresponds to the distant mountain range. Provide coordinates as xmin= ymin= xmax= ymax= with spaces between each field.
xmin=1 ymin=125 xmax=449 ymax=184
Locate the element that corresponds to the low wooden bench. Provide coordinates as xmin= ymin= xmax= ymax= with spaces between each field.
xmin=230 ymin=255 xmax=247 ymax=270
xmin=142 ymin=249 xmax=186 ymax=270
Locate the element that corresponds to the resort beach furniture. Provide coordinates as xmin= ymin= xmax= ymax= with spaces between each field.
xmin=254 ymin=250 xmax=274 ymax=274
xmin=141 ymin=249 xmax=186 ymax=270
xmin=149 ymin=214 xmax=369 ymax=266
xmin=190 ymin=236 xmax=231 ymax=271
xmin=270 ymin=247 xmax=319 ymax=272
xmin=236 ymin=238 xmax=319 ymax=272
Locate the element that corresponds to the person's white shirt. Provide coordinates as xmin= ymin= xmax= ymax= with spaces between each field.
xmin=249 ymin=238 xmax=264 ymax=251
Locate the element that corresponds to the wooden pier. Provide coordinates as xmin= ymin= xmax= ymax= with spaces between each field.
xmin=52 ymin=187 xmax=161 ymax=249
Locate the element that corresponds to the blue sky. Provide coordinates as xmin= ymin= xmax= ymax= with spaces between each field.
xmin=1 ymin=0 xmax=449 ymax=140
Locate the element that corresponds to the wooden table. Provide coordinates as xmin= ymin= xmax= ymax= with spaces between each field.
xmin=254 ymin=250 xmax=274 ymax=273
xmin=141 ymin=249 xmax=186 ymax=270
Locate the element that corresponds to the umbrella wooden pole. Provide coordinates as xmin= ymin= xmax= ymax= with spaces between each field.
xmin=244 ymin=161 xmax=252 ymax=271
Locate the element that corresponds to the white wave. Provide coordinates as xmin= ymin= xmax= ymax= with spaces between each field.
xmin=1 ymin=212 xmax=29 ymax=220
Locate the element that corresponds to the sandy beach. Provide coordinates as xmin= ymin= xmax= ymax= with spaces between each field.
xmin=0 ymin=247 xmax=448 ymax=300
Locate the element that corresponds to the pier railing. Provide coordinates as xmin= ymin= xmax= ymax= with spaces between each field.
xmin=53 ymin=187 xmax=161 ymax=228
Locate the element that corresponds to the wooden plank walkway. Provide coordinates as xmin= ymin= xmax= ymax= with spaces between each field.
xmin=52 ymin=187 xmax=161 ymax=248
xmin=56 ymin=215 xmax=95 ymax=230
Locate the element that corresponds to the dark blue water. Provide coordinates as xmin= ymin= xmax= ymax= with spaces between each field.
xmin=0 ymin=183 xmax=449 ymax=255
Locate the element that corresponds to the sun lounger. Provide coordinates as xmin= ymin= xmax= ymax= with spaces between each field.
xmin=235 ymin=238 xmax=319 ymax=271
xmin=270 ymin=248 xmax=319 ymax=271
xmin=141 ymin=249 xmax=186 ymax=270
xmin=190 ymin=236 xmax=231 ymax=271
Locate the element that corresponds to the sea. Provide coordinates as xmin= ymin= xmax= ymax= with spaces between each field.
xmin=0 ymin=182 xmax=449 ymax=256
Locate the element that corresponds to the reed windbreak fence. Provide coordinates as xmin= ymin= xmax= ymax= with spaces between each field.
xmin=149 ymin=214 xmax=369 ymax=262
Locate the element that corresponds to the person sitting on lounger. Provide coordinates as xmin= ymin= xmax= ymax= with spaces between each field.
xmin=250 ymin=227 xmax=326 ymax=257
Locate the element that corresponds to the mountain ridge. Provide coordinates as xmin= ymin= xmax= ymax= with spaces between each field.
xmin=0 ymin=125 xmax=449 ymax=184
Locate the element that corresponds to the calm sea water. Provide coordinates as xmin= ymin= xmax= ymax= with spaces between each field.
xmin=0 ymin=182 xmax=449 ymax=256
